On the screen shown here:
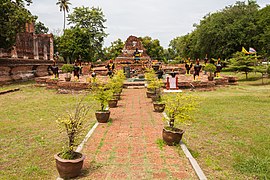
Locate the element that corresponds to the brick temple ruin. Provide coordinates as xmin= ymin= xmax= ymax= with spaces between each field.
xmin=114 ymin=36 xmax=151 ymax=74
xmin=0 ymin=23 xmax=54 ymax=85
xmin=115 ymin=35 xmax=150 ymax=63
xmin=0 ymin=23 xmax=53 ymax=60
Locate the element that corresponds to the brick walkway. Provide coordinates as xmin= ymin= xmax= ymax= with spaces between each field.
xmin=82 ymin=88 xmax=197 ymax=179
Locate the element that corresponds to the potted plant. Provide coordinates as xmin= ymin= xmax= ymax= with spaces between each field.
xmin=148 ymin=77 xmax=164 ymax=100
xmin=108 ymin=98 xmax=118 ymax=108
xmin=92 ymin=85 xmax=113 ymax=123
xmin=54 ymin=99 xmax=90 ymax=179
xmin=145 ymin=68 xmax=156 ymax=89
xmin=204 ymin=63 xmax=216 ymax=81
xmin=153 ymin=94 xmax=165 ymax=112
xmin=162 ymin=93 xmax=197 ymax=146
xmin=106 ymin=75 xmax=123 ymax=100
xmin=61 ymin=64 xmax=74 ymax=81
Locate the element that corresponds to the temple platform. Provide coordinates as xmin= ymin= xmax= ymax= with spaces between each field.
xmin=34 ymin=73 xmax=237 ymax=92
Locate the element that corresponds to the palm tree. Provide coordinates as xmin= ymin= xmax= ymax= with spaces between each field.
xmin=56 ymin=0 xmax=71 ymax=30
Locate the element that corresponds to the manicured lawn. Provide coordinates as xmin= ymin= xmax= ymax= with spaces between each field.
xmin=0 ymin=82 xmax=97 ymax=179
xmin=182 ymin=73 xmax=270 ymax=179
xmin=1 ymin=72 xmax=269 ymax=179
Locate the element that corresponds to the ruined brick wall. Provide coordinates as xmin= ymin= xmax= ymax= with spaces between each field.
xmin=0 ymin=59 xmax=53 ymax=85
xmin=16 ymin=32 xmax=34 ymax=59
xmin=0 ymin=22 xmax=53 ymax=60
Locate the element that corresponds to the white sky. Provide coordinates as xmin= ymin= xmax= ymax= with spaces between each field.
xmin=27 ymin=0 xmax=269 ymax=48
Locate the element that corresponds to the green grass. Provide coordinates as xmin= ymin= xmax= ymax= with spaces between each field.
xmin=0 ymin=82 xmax=97 ymax=179
xmin=156 ymin=138 xmax=166 ymax=150
xmin=181 ymin=73 xmax=270 ymax=179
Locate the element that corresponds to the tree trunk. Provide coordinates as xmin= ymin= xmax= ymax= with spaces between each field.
xmin=64 ymin=10 xmax=66 ymax=30
xmin=169 ymin=114 xmax=175 ymax=128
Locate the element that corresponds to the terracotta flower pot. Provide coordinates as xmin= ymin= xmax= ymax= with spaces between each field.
xmin=162 ymin=127 xmax=185 ymax=146
xmin=54 ymin=152 xmax=85 ymax=179
xmin=113 ymin=93 xmax=121 ymax=100
xmin=153 ymin=102 xmax=165 ymax=112
xmin=146 ymin=91 xmax=156 ymax=98
xmin=108 ymin=99 xmax=118 ymax=108
xmin=151 ymin=95 xmax=160 ymax=102
xmin=65 ymin=77 xmax=71 ymax=82
xmin=208 ymin=76 xmax=214 ymax=81
xmin=95 ymin=110 xmax=110 ymax=123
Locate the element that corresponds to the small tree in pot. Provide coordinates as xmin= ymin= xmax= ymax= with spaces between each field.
xmin=61 ymin=64 xmax=74 ymax=81
xmin=162 ymin=93 xmax=198 ymax=145
xmin=148 ymin=77 xmax=164 ymax=100
xmin=145 ymin=68 xmax=163 ymax=98
xmin=145 ymin=68 xmax=156 ymax=93
xmin=54 ymin=99 xmax=90 ymax=179
xmin=204 ymin=63 xmax=216 ymax=81
xmin=92 ymin=84 xmax=113 ymax=123
xmin=153 ymin=94 xmax=165 ymax=112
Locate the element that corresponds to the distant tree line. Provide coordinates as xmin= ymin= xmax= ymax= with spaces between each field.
xmin=168 ymin=1 xmax=270 ymax=60
xmin=1 ymin=0 xmax=270 ymax=64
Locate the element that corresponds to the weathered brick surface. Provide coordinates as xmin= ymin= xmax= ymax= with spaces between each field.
xmin=214 ymin=78 xmax=229 ymax=85
xmin=0 ymin=59 xmax=52 ymax=85
xmin=0 ymin=66 xmax=11 ymax=76
xmin=36 ymin=66 xmax=49 ymax=77
xmin=82 ymin=89 xmax=197 ymax=179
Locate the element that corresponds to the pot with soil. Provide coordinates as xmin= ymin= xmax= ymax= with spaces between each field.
xmin=162 ymin=127 xmax=185 ymax=146
xmin=95 ymin=110 xmax=110 ymax=123
xmin=65 ymin=75 xmax=71 ymax=82
xmin=152 ymin=94 xmax=165 ymax=112
xmin=153 ymin=102 xmax=165 ymax=112
xmin=113 ymin=93 xmax=121 ymax=100
xmin=146 ymin=91 xmax=156 ymax=98
xmin=54 ymin=152 xmax=85 ymax=178
xmin=108 ymin=99 xmax=118 ymax=108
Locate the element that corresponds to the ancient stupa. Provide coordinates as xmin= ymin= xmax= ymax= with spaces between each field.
xmin=115 ymin=35 xmax=150 ymax=63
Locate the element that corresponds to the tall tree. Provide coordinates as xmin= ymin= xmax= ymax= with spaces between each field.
xmin=58 ymin=6 xmax=107 ymax=62
xmin=139 ymin=36 xmax=164 ymax=60
xmin=255 ymin=5 xmax=270 ymax=57
xmin=56 ymin=0 xmax=71 ymax=30
xmin=0 ymin=0 xmax=33 ymax=49
xmin=228 ymin=52 xmax=257 ymax=79
xmin=104 ymin=39 xmax=124 ymax=60
xmin=35 ymin=21 xmax=49 ymax=34
xmin=169 ymin=1 xmax=261 ymax=60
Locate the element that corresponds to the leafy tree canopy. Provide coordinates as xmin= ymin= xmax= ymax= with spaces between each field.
xmin=0 ymin=0 xmax=34 ymax=49
xmin=104 ymin=38 xmax=124 ymax=60
xmin=169 ymin=1 xmax=270 ymax=60
xmin=57 ymin=6 xmax=108 ymax=62
xmin=35 ymin=21 xmax=49 ymax=34
xmin=139 ymin=36 xmax=164 ymax=60
xmin=228 ymin=52 xmax=258 ymax=79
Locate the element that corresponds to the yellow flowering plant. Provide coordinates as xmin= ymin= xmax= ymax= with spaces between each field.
xmin=163 ymin=93 xmax=198 ymax=130
xmin=56 ymin=98 xmax=90 ymax=160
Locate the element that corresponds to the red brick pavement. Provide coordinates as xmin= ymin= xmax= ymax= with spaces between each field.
xmin=82 ymin=88 xmax=197 ymax=179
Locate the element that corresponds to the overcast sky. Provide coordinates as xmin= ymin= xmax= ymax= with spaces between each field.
xmin=27 ymin=0 xmax=269 ymax=48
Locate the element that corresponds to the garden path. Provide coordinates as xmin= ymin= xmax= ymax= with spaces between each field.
xmin=82 ymin=88 xmax=197 ymax=179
